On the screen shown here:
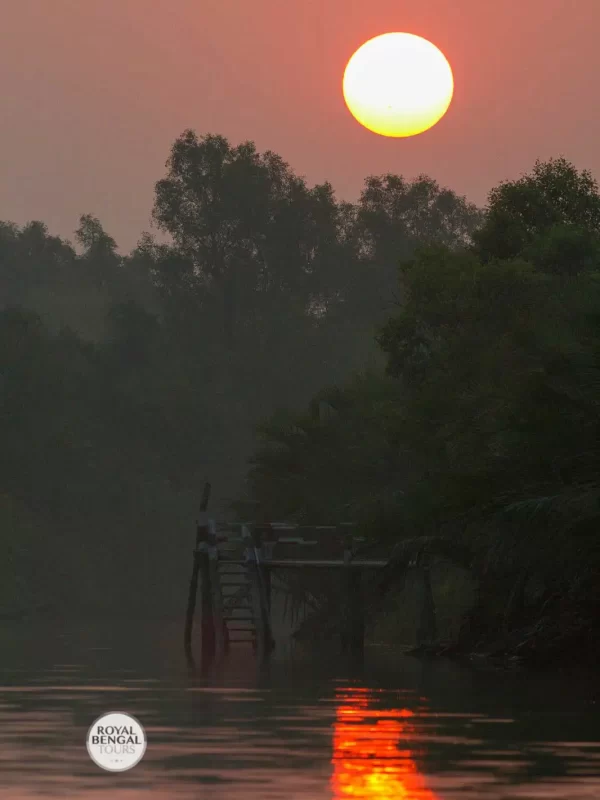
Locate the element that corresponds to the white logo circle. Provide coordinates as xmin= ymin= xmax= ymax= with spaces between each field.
xmin=86 ymin=711 xmax=146 ymax=772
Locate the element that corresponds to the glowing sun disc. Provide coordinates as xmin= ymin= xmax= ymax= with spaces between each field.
xmin=343 ymin=32 xmax=454 ymax=138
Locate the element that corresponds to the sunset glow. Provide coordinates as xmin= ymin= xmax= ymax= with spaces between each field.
xmin=331 ymin=687 xmax=438 ymax=799
xmin=343 ymin=33 xmax=454 ymax=138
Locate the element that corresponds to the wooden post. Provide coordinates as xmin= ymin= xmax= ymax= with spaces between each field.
xmin=261 ymin=524 xmax=274 ymax=617
xmin=340 ymin=532 xmax=351 ymax=653
xmin=241 ymin=525 xmax=273 ymax=658
xmin=208 ymin=519 xmax=225 ymax=660
xmin=242 ymin=525 xmax=261 ymax=654
xmin=260 ymin=525 xmax=275 ymax=652
xmin=341 ymin=531 xmax=364 ymax=659
xmin=198 ymin=521 xmax=215 ymax=665
xmin=415 ymin=550 xmax=437 ymax=646
xmin=252 ymin=526 xmax=274 ymax=656
xmin=184 ymin=548 xmax=200 ymax=667
xmin=184 ymin=481 xmax=211 ymax=666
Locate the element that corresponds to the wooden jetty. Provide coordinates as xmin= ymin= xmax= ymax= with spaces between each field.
xmin=184 ymin=485 xmax=438 ymax=667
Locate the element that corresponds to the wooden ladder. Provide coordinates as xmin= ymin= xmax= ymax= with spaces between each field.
xmin=217 ymin=541 xmax=257 ymax=648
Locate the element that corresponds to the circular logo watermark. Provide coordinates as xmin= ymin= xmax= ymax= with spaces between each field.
xmin=86 ymin=711 xmax=146 ymax=772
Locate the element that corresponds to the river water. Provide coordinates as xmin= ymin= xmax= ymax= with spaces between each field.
xmin=0 ymin=620 xmax=598 ymax=799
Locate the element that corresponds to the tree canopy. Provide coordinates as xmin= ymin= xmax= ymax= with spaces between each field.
xmin=241 ymin=155 xmax=600 ymax=661
xmin=2 ymin=140 xmax=599 ymax=661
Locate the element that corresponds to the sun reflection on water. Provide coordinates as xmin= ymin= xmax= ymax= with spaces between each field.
xmin=331 ymin=687 xmax=437 ymax=800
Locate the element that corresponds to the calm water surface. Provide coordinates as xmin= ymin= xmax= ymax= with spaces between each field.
xmin=0 ymin=620 xmax=598 ymax=799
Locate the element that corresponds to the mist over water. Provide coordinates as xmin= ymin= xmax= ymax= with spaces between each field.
xmin=1 ymin=620 xmax=598 ymax=799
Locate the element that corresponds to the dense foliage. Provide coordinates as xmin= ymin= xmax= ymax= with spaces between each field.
xmin=3 ymin=137 xmax=597 ymax=663
xmin=243 ymin=158 xmax=600 ymax=663
xmin=1 ymin=131 xmax=480 ymax=617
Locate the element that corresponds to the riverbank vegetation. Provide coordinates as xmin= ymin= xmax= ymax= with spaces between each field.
xmin=2 ymin=133 xmax=598 ymax=666
xmin=244 ymin=156 xmax=600 ymax=666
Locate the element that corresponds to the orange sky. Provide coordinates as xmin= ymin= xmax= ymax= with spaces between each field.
xmin=1 ymin=0 xmax=599 ymax=251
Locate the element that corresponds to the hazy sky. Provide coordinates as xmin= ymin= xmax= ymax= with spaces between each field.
xmin=2 ymin=0 xmax=599 ymax=251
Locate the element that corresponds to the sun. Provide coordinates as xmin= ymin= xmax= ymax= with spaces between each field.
xmin=343 ymin=32 xmax=454 ymax=138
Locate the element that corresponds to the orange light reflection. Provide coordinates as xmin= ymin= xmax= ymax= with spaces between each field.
xmin=331 ymin=688 xmax=438 ymax=800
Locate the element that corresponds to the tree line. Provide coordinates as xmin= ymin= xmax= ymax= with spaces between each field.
xmin=243 ymin=156 xmax=600 ymax=663
xmin=2 ymin=131 xmax=598 ymax=664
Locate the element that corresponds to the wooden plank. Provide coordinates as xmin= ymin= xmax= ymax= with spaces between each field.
xmin=218 ymin=558 xmax=388 ymax=568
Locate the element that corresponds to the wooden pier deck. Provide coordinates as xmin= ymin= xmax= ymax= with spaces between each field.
xmin=184 ymin=485 xmax=438 ymax=669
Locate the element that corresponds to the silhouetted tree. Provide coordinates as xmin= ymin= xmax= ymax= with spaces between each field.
xmin=351 ymin=174 xmax=483 ymax=324
xmin=474 ymin=156 xmax=600 ymax=265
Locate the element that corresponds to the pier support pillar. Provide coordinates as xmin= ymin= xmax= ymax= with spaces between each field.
xmin=208 ymin=520 xmax=225 ymax=660
xmin=243 ymin=525 xmax=275 ymax=659
xmin=184 ymin=481 xmax=211 ymax=668
xmin=341 ymin=532 xmax=364 ymax=659
xmin=198 ymin=525 xmax=216 ymax=666
xmin=415 ymin=550 xmax=437 ymax=647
